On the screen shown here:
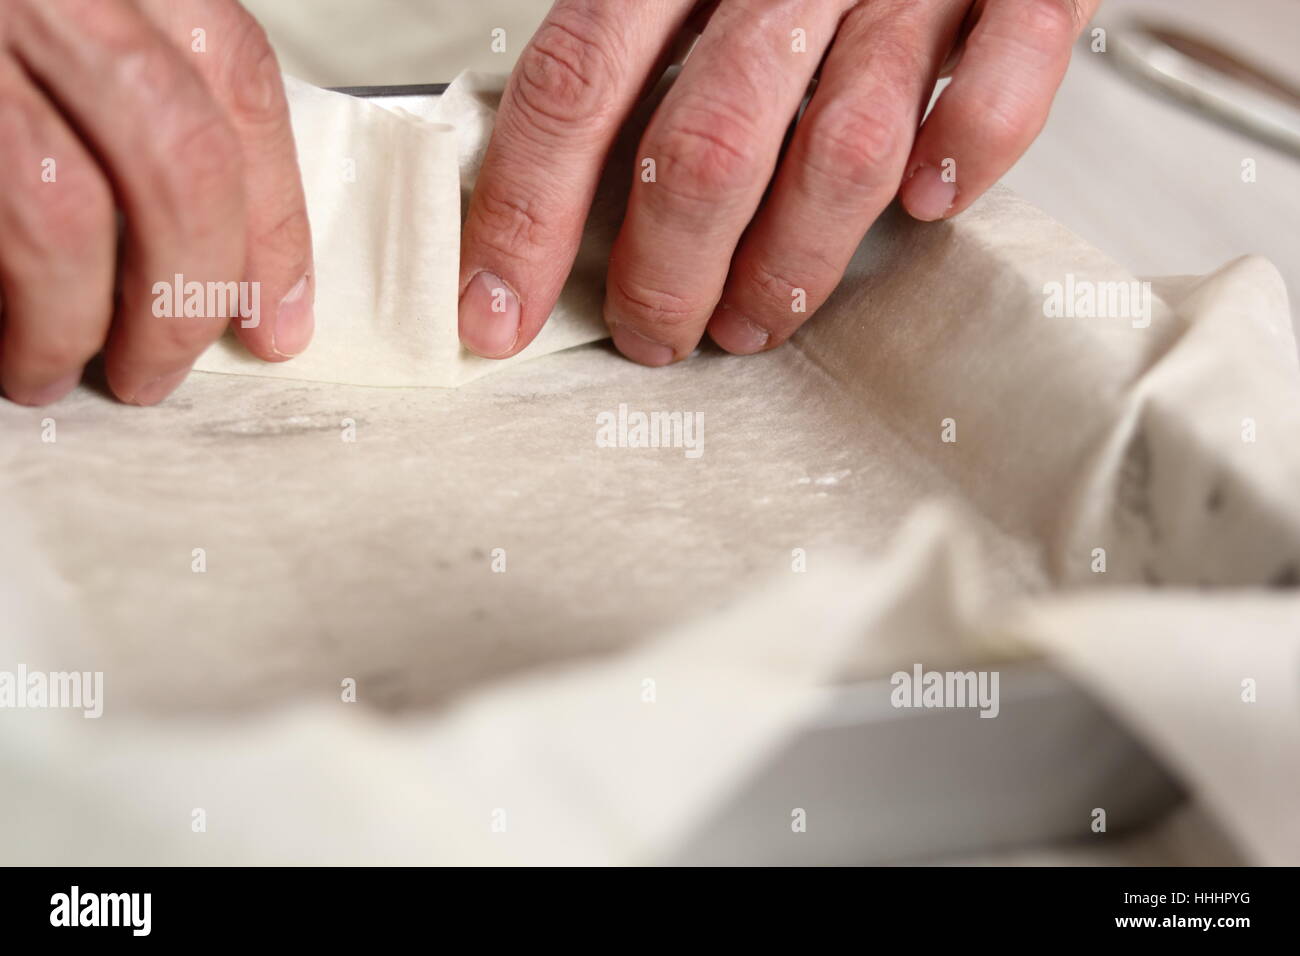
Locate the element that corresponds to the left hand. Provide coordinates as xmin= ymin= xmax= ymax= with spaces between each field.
xmin=457 ymin=0 xmax=1100 ymax=364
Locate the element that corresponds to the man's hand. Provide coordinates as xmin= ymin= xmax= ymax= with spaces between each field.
xmin=459 ymin=0 xmax=1099 ymax=364
xmin=0 ymin=0 xmax=312 ymax=406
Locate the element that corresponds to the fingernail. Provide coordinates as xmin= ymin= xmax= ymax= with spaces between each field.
xmin=459 ymin=271 xmax=520 ymax=358
xmin=610 ymin=324 xmax=675 ymax=367
xmin=17 ymin=370 xmax=82 ymax=406
xmin=273 ymin=273 xmax=314 ymax=357
xmin=129 ymin=367 xmax=191 ymax=406
xmin=902 ymin=164 xmax=957 ymax=222
xmin=709 ymin=309 xmax=770 ymax=355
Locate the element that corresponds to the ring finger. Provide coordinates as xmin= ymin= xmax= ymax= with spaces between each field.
xmin=708 ymin=0 xmax=967 ymax=354
xmin=0 ymin=55 xmax=115 ymax=406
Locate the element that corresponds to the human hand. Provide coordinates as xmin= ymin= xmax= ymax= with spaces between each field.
xmin=458 ymin=0 xmax=1099 ymax=364
xmin=0 ymin=0 xmax=312 ymax=406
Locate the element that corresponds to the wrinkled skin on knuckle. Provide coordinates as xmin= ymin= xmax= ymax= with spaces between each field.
xmin=864 ymin=25 xmax=933 ymax=87
xmin=801 ymin=100 xmax=903 ymax=193
xmin=252 ymin=204 xmax=312 ymax=266
xmin=468 ymin=177 xmax=561 ymax=263
xmin=651 ymin=99 xmax=763 ymax=208
xmin=742 ymin=258 xmax=814 ymax=318
xmin=610 ymin=272 xmax=699 ymax=335
xmin=511 ymin=11 xmax=621 ymax=137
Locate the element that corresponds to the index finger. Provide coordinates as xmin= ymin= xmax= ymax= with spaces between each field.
xmin=458 ymin=0 xmax=694 ymax=358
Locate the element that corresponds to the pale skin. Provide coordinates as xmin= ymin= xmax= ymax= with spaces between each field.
xmin=0 ymin=0 xmax=312 ymax=407
xmin=0 ymin=0 xmax=1098 ymax=406
xmin=460 ymin=0 xmax=1102 ymax=363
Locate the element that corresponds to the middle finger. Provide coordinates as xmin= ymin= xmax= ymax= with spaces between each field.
xmin=604 ymin=0 xmax=851 ymax=365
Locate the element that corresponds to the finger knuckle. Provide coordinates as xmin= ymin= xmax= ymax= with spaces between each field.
xmin=0 ymin=100 xmax=112 ymax=256
xmin=610 ymin=273 xmax=699 ymax=334
xmin=1014 ymin=0 xmax=1082 ymax=41
xmin=512 ymin=11 xmax=620 ymax=135
xmin=223 ymin=14 xmax=287 ymax=127
xmin=864 ymin=27 xmax=932 ymax=84
xmin=112 ymin=41 xmax=244 ymax=219
xmin=964 ymin=89 xmax=1039 ymax=152
xmin=743 ymin=259 xmax=810 ymax=314
xmin=156 ymin=112 xmax=245 ymax=227
xmin=30 ymin=166 xmax=115 ymax=255
xmin=252 ymin=203 xmax=312 ymax=268
xmin=468 ymin=180 xmax=558 ymax=260
xmin=977 ymin=0 xmax=1078 ymax=59
xmin=802 ymin=100 xmax=902 ymax=191
xmin=653 ymin=99 xmax=761 ymax=205
xmin=114 ymin=39 xmax=189 ymax=115
xmin=8 ymin=325 xmax=99 ymax=376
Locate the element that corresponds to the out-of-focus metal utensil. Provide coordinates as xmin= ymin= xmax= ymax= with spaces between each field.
xmin=327 ymin=83 xmax=448 ymax=98
xmin=325 ymin=83 xmax=450 ymax=126
xmin=1108 ymin=21 xmax=1300 ymax=157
